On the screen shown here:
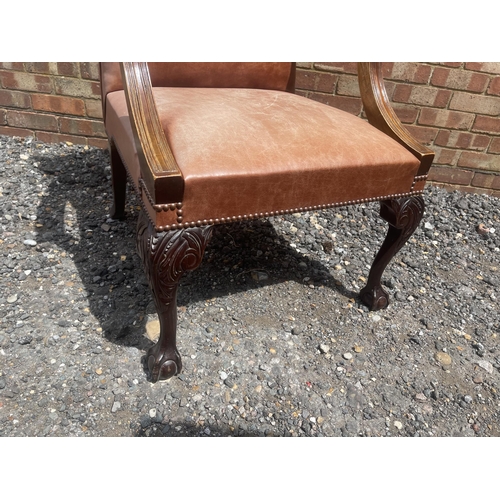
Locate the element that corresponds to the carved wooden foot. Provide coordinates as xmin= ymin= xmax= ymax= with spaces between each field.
xmin=360 ymin=196 xmax=424 ymax=311
xmin=137 ymin=211 xmax=213 ymax=382
xmin=109 ymin=140 xmax=127 ymax=220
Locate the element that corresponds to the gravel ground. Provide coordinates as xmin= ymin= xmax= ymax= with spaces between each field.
xmin=1 ymin=134 xmax=500 ymax=437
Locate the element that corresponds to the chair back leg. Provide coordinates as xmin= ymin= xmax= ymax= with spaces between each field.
xmin=109 ymin=139 xmax=128 ymax=220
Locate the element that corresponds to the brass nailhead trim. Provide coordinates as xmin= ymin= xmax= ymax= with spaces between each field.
xmin=139 ymin=179 xmax=182 ymax=212
xmin=410 ymin=174 xmax=428 ymax=192
xmin=153 ymin=190 xmax=425 ymax=232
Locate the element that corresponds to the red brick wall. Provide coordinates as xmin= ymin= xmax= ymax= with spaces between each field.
xmin=297 ymin=62 xmax=500 ymax=196
xmin=0 ymin=62 xmax=106 ymax=148
xmin=1 ymin=62 xmax=500 ymax=196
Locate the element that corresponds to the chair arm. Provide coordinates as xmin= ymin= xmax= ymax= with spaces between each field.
xmin=120 ymin=62 xmax=184 ymax=203
xmin=358 ymin=63 xmax=434 ymax=176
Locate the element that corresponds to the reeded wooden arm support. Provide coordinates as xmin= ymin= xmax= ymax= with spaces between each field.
xmin=357 ymin=63 xmax=434 ymax=176
xmin=120 ymin=62 xmax=184 ymax=203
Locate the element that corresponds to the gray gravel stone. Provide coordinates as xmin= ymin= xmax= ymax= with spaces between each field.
xmin=2 ymin=135 xmax=500 ymax=437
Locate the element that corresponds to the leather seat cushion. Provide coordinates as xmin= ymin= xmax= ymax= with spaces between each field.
xmin=105 ymin=88 xmax=421 ymax=228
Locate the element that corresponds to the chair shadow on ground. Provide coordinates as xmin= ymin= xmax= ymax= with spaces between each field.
xmin=33 ymin=147 xmax=366 ymax=375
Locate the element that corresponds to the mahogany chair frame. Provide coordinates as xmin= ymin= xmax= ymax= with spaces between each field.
xmin=102 ymin=62 xmax=434 ymax=382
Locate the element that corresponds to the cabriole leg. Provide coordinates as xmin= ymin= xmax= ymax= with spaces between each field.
xmin=136 ymin=211 xmax=213 ymax=382
xmin=360 ymin=196 xmax=424 ymax=311
xmin=109 ymin=140 xmax=127 ymax=220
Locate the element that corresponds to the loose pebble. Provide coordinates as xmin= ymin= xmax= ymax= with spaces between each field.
xmin=1 ymin=135 xmax=500 ymax=438
xmin=477 ymin=360 xmax=494 ymax=374
xmin=435 ymin=352 xmax=452 ymax=366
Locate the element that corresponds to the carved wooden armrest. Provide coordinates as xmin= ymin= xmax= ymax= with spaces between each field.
xmin=358 ymin=63 xmax=434 ymax=176
xmin=120 ymin=62 xmax=184 ymax=203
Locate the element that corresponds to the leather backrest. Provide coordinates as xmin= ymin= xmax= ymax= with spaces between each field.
xmin=100 ymin=62 xmax=296 ymax=121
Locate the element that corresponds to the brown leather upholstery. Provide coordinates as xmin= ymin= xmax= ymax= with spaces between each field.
xmin=105 ymin=87 xmax=420 ymax=230
xmin=101 ymin=62 xmax=422 ymax=231
xmin=100 ymin=62 xmax=295 ymax=121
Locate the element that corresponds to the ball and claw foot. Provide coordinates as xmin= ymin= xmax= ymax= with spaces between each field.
xmin=147 ymin=344 xmax=182 ymax=382
xmin=360 ymin=284 xmax=389 ymax=311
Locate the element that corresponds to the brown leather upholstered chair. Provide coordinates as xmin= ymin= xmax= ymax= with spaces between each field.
xmin=99 ymin=62 xmax=434 ymax=382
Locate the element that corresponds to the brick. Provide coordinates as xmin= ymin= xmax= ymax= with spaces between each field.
xmin=54 ymin=77 xmax=101 ymax=99
xmin=314 ymin=62 xmax=358 ymax=74
xmin=0 ymin=62 xmax=24 ymax=70
xmin=458 ymin=151 xmax=500 ymax=172
xmin=431 ymin=67 xmax=489 ymax=93
xmin=296 ymin=63 xmax=312 ymax=69
xmin=389 ymin=63 xmax=432 ymax=84
xmin=308 ymin=93 xmax=362 ymax=116
xmin=85 ymin=99 xmax=103 ymax=119
xmin=88 ymin=137 xmax=109 ymax=149
xmin=449 ymin=92 xmax=500 ymax=116
xmin=80 ymin=63 xmax=100 ymax=81
xmin=439 ymin=63 xmax=463 ymax=68
xmin=59 ymin=116 xmax=106 ymax=137
xmin=455 ymin=185 xmax=493 ymax=196
xmin=465 ymin=63 xmax=500 ymax=74
xmin=36 ymin=131 xmax=87 ymax=145
xmin=316 ymin=73 xmax=337 ymax=93
xmin=381 ymin=63 xmax=394 ymax=77
xmin=487 ymin=76 xmax=500 ymax=96
xmin=393 ymin=84 xmax=411 ymax=102
xmin=435 ymin=130 xmax=466 ymax=148
xmin=6 ymin=110 xmax=58 ymax=131
xmin=393 ymin=84 xmax=451 ymax=108
xmin=433 ymin=147 xmax=460 ymax=166
xmin=0 ymin=89 xmax=31 ymax=109
xmin=489 ymin=137 xmax=500 ymax=153
xmin=0 ymin=70 xmax=53 ymax=93
xmin=404 ymin=124 xmax=438 ymax=145
xmin=24 ymin=62 xmax=52 ymax=74
xmin=427 ymin=166 xmax=474 ymax=185
xmin=0 ymin=125 xmax=35 ymax=138
xmin=418 ymin=108 xmax=473 ymax=130
xmin=471 ymin=134 xmax=491 ymax=150
xmin=32 ymin=94 xmax=85 ymax=116
xmin=472 ymin=115 xmax=500 ymax=134
xmin=471 ymin=172 xmax=500 ymax=190
xmin=435 ymin=130 xmax=490 ymax=150
xmin=392 ymin=103 xmax=419 ymax=124
xmin=57 ymin=63 xmax=79 ymax=77
xmin=295 ymin=70 xmax=337 ymax=92
xmin=430 ymin=67 xmax=449 ymax=87
xmin=337 ymin=75 xmax=360 ymax=97
xmin=0 ymin=109 xmax=5 ymax=125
